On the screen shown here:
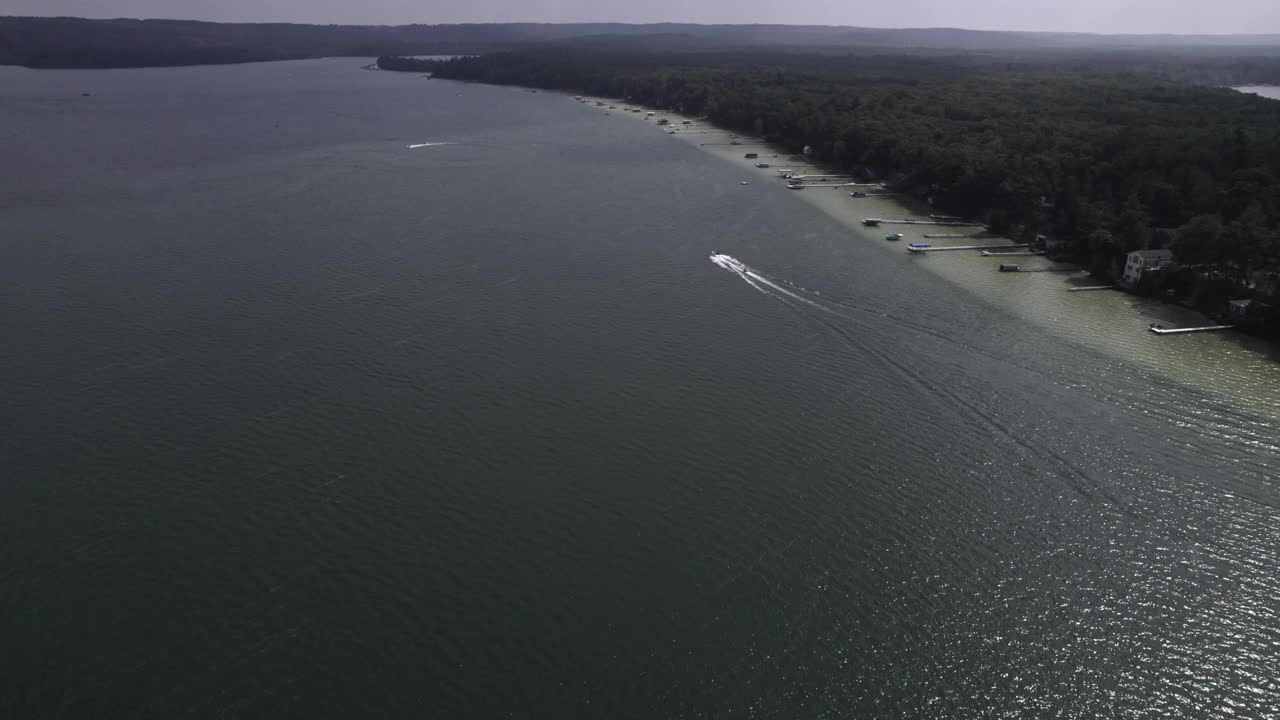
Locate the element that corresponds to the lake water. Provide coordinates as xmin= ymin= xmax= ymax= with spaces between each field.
xmin=2 ymin=59 xmax=1279 ymax=718
xmin=1235 ymin=85 xmax=1280 ymax=100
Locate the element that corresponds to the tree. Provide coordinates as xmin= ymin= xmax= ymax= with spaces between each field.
xmin=1119 ymin=193 xmax=1152 ymax=252
xmin=1223 ymin=205 xmax=1268 ymax=281
xmin=1175 ymin=215 xmax=1224 ymax=265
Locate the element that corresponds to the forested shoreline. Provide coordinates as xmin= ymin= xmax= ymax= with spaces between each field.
xmin=423 ymin=50 xmax=1280 ymax=335
xmin=376 ymin=56 xmax=440 ymax=72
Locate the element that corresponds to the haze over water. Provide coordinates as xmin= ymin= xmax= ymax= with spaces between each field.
xmin=2 ymin=59 xmax=1278 ymax=717
xmin=1236 ymin=85 xmax=1280 ymax=100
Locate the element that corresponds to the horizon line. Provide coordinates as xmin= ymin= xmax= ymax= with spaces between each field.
xmin=5 ymin=15 xmax=1280 ymax=39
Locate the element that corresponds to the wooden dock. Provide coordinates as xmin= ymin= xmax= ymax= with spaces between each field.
xmin=908 ymin=243 xmax=1028 ymax=253
xmin=1149 ymin=324 xmax=1235 ymax=335
xmin=1067 ymin=285 xmax=1119 ymax=292
xmin=881 ymin=219 xmax=987 ymax=227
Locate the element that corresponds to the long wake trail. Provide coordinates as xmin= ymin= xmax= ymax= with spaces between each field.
xmin=709 ymin=254 xmax=827 ymax=309
xmin=707 ymin=252 xmax=1151 ymax=519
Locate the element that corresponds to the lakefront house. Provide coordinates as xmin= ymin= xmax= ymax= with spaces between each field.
xmin=1122 ymin=249 xmax=1173 ymax=287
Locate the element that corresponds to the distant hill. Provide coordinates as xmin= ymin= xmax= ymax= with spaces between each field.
xmin=2 ymin=16 xmax=1279 ymax=69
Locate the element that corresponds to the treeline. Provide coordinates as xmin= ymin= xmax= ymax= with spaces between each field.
xmin=427 ymin=50 xmax=1280 ymax=329
xmin=377 ymin=56 xmax=441 ymax=72
xmin=0 ymin=17 xmax=611 ymax=68
xmin=8 ymin=16 xmax=1280 ymax=70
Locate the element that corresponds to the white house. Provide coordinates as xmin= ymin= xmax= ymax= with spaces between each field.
xmin=1122 ymin=249 xmax=1173 ymax=287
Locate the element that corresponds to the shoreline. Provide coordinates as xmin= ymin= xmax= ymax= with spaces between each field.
xmin=567 ymin=93 xmax=1280 ymax=418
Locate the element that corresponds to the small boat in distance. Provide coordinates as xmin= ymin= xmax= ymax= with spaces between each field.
xmin=744 ymin=153 xmax=759 ymax=159
xmin=862 ymin=218 xmax=883 ymax=226
xmin=755 ymin=162 xmax=771 ymax=168
xmin=885 ymin=233 xmax=904 ymax=241
xmin=851 ymin=191 xmax=868 ymax=198
xmin=999 ymin=263 xmax=1020 ymax=272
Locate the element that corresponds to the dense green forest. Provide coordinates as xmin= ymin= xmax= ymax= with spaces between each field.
xmin=425 ymin=50 xmax=1280 ymax=332
xmin=376 ymin=56 xmax=442 ymax=72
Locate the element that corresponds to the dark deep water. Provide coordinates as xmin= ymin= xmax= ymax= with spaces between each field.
xmin=2 ymin=59 xmax=1278 ymax=718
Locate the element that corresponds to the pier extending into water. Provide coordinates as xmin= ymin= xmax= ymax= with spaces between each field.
xmin=908 ymin=243 xmax=1028 ymax=253
xmin=789 ymin=182 xmax=860 ymax=188
xmin=882 ymin=219 xmax=987 ymax=227
xmin=1149 ymin=324 xmax=1235 ymax=335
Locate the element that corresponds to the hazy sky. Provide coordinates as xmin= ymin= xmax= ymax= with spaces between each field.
xmin=2 ymin=0 xmax=1278 ymax=34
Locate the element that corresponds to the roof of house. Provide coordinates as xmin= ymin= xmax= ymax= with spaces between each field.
xmin=1129 ymin=249 xmax=1173 ymax=260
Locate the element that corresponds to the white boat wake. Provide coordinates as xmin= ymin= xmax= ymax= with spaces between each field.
xmin=709 ymin=253 xmax=825 ymax=309
xmin=407 ymin=142 xmax=455 ymax=149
